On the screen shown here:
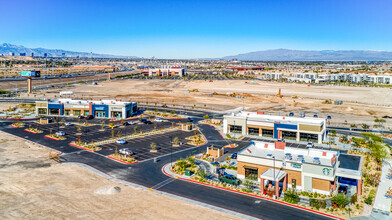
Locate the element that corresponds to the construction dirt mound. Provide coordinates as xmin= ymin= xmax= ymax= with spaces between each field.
xmin=94 ymin=185 xmax=121 ymax=195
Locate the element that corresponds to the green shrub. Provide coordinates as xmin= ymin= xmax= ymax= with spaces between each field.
xmin=284 ymin=190 xmax=299 ymax=204
xmin=310 ymin=198 xmax=326 ymax=209
xmin=332 ymin=193 xmax=349 ymax=208
xmin=365 ymin=196 xmax=373 ymax=205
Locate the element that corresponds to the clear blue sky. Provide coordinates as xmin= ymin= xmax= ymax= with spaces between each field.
xmin=1 ymin=0 xmax=391 ymax=59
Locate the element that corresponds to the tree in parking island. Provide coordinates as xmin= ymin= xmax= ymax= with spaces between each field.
xmin=150 ymin=142 xmax=157 ymax=152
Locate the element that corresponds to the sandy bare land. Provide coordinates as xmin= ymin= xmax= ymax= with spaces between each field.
xmin=0 ymin=131 xmax=239 ymax=220
xmin=27 ymin=79 xmax=392 ymax=128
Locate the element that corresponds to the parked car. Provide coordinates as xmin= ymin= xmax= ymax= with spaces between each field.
xmin=140 ymin=118 xmax=148 ymax=123
xmin=187 ymin=117 xmax=193 ymax=122
xmin=86 ymin=115 xmax=94 ymax=120
xmin=146 ymin=120 xmax=153 ymax=124
xmin=306 ymin=142 xmax=314 ymax=148
xmin=277 ymin=138 xmax=285 ymax=143
xmin=219 ymin=174 xmax=241 ymax=186
xmin=116 ymin=139 xmax=126 ymax=144
xmin=154 ymin=118 xmax=163 ymax=122
xmin=55 ymin=131 xmax=65 ymax=136
xmin=127 ymin=120 xmax=137 ymax=125
xmin=65 ymin=122 xmax=72 ymax=126
xmin=338 ymin=185 xmax=348 ymax=194
xmin=231 ymin=153 xmax=238 ymax=159
xmin=78 ymin=115 xmax=85 ymax=119
xmin=119 ymin=148 xmax=133 ymax=156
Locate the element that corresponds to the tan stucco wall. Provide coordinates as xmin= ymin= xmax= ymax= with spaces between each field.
xmin=312 ymin=177 xmax=331 ymax=191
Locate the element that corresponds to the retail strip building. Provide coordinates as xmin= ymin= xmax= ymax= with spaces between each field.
xmin=36 ymin=99 xmax=137 ymax=119
xmin=237 ymin=140 xmax=362 ymax=197
xmin=223 ymin=111 xmax=327 ymax=144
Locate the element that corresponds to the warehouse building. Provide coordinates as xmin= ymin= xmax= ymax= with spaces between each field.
xmin=148 ymin=67 xmax=184 ymax=77
xmin=237 ymin=140 xmax=362 ymax=197
xmin=223 ymin=112 xmax=327 ymax=144
xmin=35 ymin=99 xmax=137 ymax=119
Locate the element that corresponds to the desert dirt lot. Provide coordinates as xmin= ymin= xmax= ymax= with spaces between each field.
xmin=0 ymin=131 xmax=239 ymax=220
xmin=28 ymin=79 xmax=392 ymax=128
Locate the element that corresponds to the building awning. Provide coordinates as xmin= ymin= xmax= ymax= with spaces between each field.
xmin=260 ymin=169 xmax=287 ymax=182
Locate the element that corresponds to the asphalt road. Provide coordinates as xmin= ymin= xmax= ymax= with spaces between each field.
xmin=0 ymin=119 xmax=334 ymax=220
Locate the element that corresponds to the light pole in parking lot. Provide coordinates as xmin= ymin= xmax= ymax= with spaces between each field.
xmin=170 ymin=136 xmax=173 ymax=168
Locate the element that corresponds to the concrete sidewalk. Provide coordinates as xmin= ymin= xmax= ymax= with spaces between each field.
xmin=372 ymin=158 xmax=392 ymax=219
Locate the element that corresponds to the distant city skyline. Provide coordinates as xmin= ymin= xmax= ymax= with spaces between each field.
xmin=1 ymin=0 xmax=391 ymax=59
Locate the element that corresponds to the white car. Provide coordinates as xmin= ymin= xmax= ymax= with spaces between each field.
xmin=119 ymin=148 xmax=133 ymax=156
xmin=154 ymin=118 xmax=163 ymax=122
xmin=55 ymin=131 xmax=65 ymax=136
xmin=127 ymin=120 xmax=137 ymax=125
xmin=116 ymin=139 xmax=126 ymax=144
xmin=306 ymin=142 xmax=314 ymax=148
xmin=65 ymin=122 xmax=72 ymax=126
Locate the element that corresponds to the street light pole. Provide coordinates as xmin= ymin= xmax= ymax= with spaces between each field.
xmin=170 ymin=136 xmax=173 ymax=168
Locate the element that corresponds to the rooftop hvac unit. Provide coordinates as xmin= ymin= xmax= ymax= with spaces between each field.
xmin=313 ymin=157 xmax=321 ymax=165
xmin=284 ymin=153 xmax=292 ymax=160
xmin=297 ymin=155 xmax=304 ymax=163
xmin=266 ymin=154 xmax=273 ymax=158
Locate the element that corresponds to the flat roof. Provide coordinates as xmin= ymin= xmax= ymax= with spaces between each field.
xmin=239 ymin=141 xmax=338 ymax=167
xmin=338 ymin=154 xmax=361 ymax=171
xmin=225 ymin=111 xmax=326 ymax=126
xmin=41 ymin=99 xmax=136 ymax=105
xmin=260 ymin=168 xmax=287 ymax=181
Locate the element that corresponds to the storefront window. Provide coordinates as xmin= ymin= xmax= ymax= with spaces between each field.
xmin=230 ymin=125 xmax=242 ymax=133
xmin=73 ymin=110 xmax=81 ymax=116
xmin=300 ymin=133 xmax=318 ymax=142
xmin=248 ymin=127 xmax=259 ymax=135
xmin=49 ymin=108 xmax=59 ymax=115
xmin=38 ymin=108 xmax=47 ymax=114
xmin=262 ymin=129 xmax=273 ymax=137
xmin=245 ymin=168 xmax=258 ymax=180
xmin=84 ymin=111 xmax=89 ymax=116
xmin=64 ymin=110 xmax=70 ymax=115
xmin=282 ymin=130 xmax=297 ymax=140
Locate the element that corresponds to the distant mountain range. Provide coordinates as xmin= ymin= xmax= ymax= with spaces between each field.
xmin=0 ymin=43 xmax=137 ymax=58
xmin=221 ymin=49 xmax=392 ymax=61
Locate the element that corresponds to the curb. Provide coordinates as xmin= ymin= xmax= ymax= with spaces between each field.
xmin=162 ymin=163 xmax=342 ymax=220
xmin=109 ymin=116 xmax=139 ymax=122
xmin=2 ymin=117 xmax=39 ymax=120
xmin=24 ymin=129 xmax=39 ymax=134
xmin=107 ymin=155 xmax=139 ymax=165
xmin=69 ymin=142 xmax=98 ymax=152
xmin=44 ymin=135 xmax=63 ymax=141
xmin=10 ymin=124 xmax=22 ymax=128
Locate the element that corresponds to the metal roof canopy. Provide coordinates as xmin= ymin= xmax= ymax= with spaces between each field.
xmin=260 ymin=169 xmax=287 ymax=182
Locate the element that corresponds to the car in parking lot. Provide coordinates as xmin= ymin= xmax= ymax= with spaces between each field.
xmin=277 ymin=139 xmax=285 ymax=143
xmin=116 ymin=139 xmax=126 ymax=144
xmin=86 ymin=115 xmax=94 ymax=120
xmin=306 ymin=142 xmax=314 ymax=148
xmin=126 ymin=120 xmax=137 ymax=125
xmin=55 ymin=131 xmax=65 ymax=136
xmin=187 ymin=117 xmax=193 ymax=122
xmin=219 ymin=174 xmax=241 ymax=186
xmin=119 ymin=148 xmax=133 ymax=156
xmin=154 ymin=118 xmax=163 ymax=122
xmin=65 ymin=122 xmax=72 ymax=126
xmin=231 ymin=153 xmax=237 ymax=159
xmin=78 ymin=115 xmax=85 ymax=119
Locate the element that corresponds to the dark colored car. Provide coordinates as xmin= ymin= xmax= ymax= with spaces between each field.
xmin=140 ymin=118 xmax=148 ymax=123
xmin=231 ymin=153 xmax=237 ymax=159
xmin=338 ymin=185 xmax=347 ymax=194
xmin=146 ymin=120 xmax=153 ymax=124
xmin=78 ymin=115 xmax=85 ymax=119
xmin=187 ymin=117 xmax=193 ymax=122
xmin=86 ymin=115 xmax=94 ymax=120
xmin=219 ymin=174 xmax=241 ymax=186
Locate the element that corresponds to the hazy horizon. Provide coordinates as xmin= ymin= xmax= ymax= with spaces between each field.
xmin=1 ymin=0 xmax=391 ymax=59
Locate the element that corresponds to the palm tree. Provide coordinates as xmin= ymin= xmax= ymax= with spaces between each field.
xmin=150 ymin=142 xmax=157 ymax=151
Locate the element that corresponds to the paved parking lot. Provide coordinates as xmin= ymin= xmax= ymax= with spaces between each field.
xmin=20 ymin=118 xmax=200 ymax=163
xmin=99 ymin=129 xmax=197 ymax=162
